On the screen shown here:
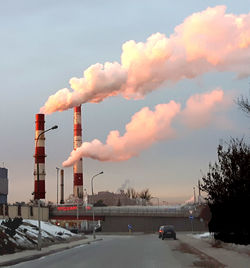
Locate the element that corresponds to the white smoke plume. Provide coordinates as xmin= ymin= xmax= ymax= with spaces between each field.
xmin=184 ymin=195 xmax=195 ymax=205
xmin=63 ymin=100 xmax=181 ymax=166
xmin=40 ymin=6 xmax=250 ymax=114
xmin=116 ymin=179 xmax=130 ymax=193
xmin=181 ymin=88 xmax=224 ymax=128
xmin=62 ymin=89 xmax=224 ymax=166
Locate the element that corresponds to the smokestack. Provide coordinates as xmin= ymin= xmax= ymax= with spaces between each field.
xmin=34 ymin=114 xmax=46 ymax=199
xmin=73 ymin=105 xmax=83 ymax=199
xmin=60 ymin=169 xmax=64 ymax=204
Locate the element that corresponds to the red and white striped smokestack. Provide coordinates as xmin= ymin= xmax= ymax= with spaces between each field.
xmin=34 ymin=114 xmax=46 ymax=199
xmin=73 ymin=105 xmax=83 ymax=199
xmin=60 ymin=169 xmax=65 ymax=204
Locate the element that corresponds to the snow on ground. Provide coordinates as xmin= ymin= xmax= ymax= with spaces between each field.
xmin=23 ymin=220 xmax=74 ymax=239
xmin=0 ymin=219 xmax=75 ymax=239
xmin=192 ymin=232 xmax=211 ymax=239
xmin=0 ymin=219 xmax=77 ymax=253
xmin=191 ymin=232 xmax=250 ymax=255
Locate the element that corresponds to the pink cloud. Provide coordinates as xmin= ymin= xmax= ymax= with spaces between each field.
xmin=40 ymin=6 xmax=250 ymax=114
xmin=181 ymin=89 xmax=224 ymax=128
xmin=63 ymin=89 xmax=227 ymax=166
xmin=63 ymin=101 xmax=181 ymax=165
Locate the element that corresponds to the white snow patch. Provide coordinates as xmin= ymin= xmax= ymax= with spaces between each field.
xmin=0 ymin=218 xmax=77 ymax=250
xmin=190 ymin=232 xmax=250 ymax=255
xmin=23 ymin=220 xmax=75 ymax=238
xmin=192 ymin=232 xmax=212 ymax=239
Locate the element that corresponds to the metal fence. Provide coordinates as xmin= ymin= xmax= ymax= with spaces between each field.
xmin=50 ymin=205 xmax=200 ymax=218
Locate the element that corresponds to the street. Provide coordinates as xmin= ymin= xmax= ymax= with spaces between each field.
xmin=8 ymin=234 xmax=211 ymax=268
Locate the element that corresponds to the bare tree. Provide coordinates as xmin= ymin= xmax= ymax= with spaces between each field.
xmin=126 ymin=187 xmax=138 ymax=199
xmin=139 ymin=189 xmax=152 ymax=203
xmin=237 ymin=95 xmax=250 ymax=116
xmin=125 ymin=188 xmax=132 ymax=198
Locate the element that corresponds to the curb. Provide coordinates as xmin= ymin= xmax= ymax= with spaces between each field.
xmin=0 ymin=238 xmax=103 ymax=267
xmin=176 ymin=238 xmax=226 ymax=267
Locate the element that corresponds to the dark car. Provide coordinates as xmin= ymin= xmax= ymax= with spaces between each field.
xmin=161 ymin=225 xmax=176 ymax=240
xmin=158 ymin=226 xmax=165 ymax=238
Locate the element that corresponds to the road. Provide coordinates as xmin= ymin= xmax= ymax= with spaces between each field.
xmin=9 ymin=234 xmax=214 ymax=268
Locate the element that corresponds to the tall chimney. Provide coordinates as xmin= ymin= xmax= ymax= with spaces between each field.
xmin=73 ymin=105 xmax=83 ymax=199
xmin=60 ymin=169 xmax=65 ymax=204
xmin=34 ymin=114 xmax=46 ymax=199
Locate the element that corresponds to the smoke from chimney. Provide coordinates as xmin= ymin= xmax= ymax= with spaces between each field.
xmin=116 ymin=179 xmax=130 ymax=193
xmin=62 ymin=89 xmax=224 ymax=166
xmin=181 ymin=89 xmax=225 ymax=128
xmin=40 ymin=6 xmax=250 ymax=114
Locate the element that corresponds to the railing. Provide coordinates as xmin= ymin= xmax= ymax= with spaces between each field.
xmin=50 ymin=205 xmax=200 ymax=217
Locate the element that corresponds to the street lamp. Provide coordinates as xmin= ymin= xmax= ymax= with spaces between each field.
xmin=189 ymin=210 xmax=194 ymax=233
xmin=36 ymin=125 xmax=58 ymax=250
xmin=193 ymin=187 xmax=196 ymax=204
xmin=162 ymin=201 xmax=168 ymax=206
xmin=83 ymin=188 xmax=88 ymax=205
xmin=151 ymin=196 xmax=160 ymax=207
xmin=91 ymin=171 xmax=104 ymax=239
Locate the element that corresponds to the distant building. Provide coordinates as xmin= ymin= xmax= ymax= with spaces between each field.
xmin=88 ymin=190 xmax=137 ymax=206
xmin=0 ymin=203 xmax=49 ymax=221
xmin=0 ymin=167 xmax=8 ymax=204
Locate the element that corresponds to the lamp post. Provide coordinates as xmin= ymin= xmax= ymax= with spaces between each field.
xmin=91 ymin=171 xmax=103 ymax=239
xmin=193 ymin=187 xmax=196 ymax=204
xmin=83 ymin=188 xmax=88 ymax=206
xmin=151 ymin=196 xmax=160 ymax=207
xmin=76 ymin=197 xmax=79 ymax=231
xmin=56 ymin=167 xmax=60 ymax=205
xmin=189 ymin=210 xmax=194 ymax=233
xmin=36 ymin=125 xmax=58 ymax=250
xmin=162 ymin=201 xmax=168 ymax=206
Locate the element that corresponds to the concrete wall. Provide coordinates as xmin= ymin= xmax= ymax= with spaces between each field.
xmin=49 ymin=205 xmax=207 ymax=233
xmin=102 ymin=216 xmax=207 ymax=233
xmin=0 ymin=205 xmax=49 ymax=221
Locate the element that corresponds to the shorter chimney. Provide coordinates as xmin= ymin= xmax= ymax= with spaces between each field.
xmin=60 ymin=169 xmax=65 ymax=204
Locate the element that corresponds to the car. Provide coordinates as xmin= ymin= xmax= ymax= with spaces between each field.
xmin=158 ymin=226 xmax=165 ymax=238
xmin=69 ymin=227 xmax=79 ymax=234
xmin=95 ymin=223 xmax=102 ymax=232
xmin=161 ymin=225 xmax=177 ymax=240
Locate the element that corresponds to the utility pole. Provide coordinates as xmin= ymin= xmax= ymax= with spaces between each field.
xmin=35 ymin=125 xmax=58 ymax=250
xmin=91 ymin=171 xmax=104 ymax=239
xmin=193 ymin=187 xmax=196 ymax=204
xmin=198 ymin=180 xmax=201 ymax=204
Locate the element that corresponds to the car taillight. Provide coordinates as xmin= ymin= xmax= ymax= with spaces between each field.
xmin=159 ymin=230 xmax=163 ymax=233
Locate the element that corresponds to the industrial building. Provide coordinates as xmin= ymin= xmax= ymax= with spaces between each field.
xmin=88 ymin=191 xmax=137 ymax=206
xmin=0 ymin=167 xmax=8 ymax=204
xmin=0 ymin=203 xmax=49 ymax=221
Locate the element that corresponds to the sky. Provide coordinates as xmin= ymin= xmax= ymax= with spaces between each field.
xmin=1 ymin=0 xmax=249 ymax=204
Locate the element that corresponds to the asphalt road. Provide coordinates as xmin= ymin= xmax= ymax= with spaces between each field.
xmin=9 ymin=234 xmax=202 ymax=268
